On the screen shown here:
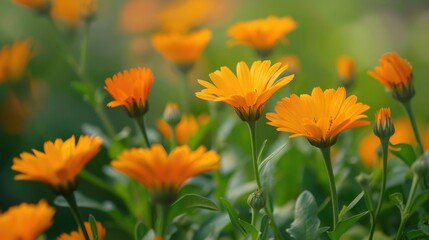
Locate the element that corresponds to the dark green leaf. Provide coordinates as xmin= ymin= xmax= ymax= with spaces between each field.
xmin=286 ymin=191 xmax=323 ymax=240
xmin=410 ymin=190 xmax=429 ymax=214
xmin=220 ymin=198 xmax=246 ymax=236
xmin=134 ymin=222 xmax=149 ymax=240
xmin=338 ymin=191 xmax=364 ymax=221
xmin=89 ymin=215 xmax=99 ymax=240
xmin=390 ymin=143 xmax=417 ymax=166
xmin=418 ymin=219 xmax=429 ymax=236
xmin=260 ymin=215 xmax=270 ymax=240
xmin=405 ymin=229 xmax=427 ymax=240
xmin=169 ymin=194 xmax=218 ymax=221
xmin=328 ymin=211 xmax=368 ymax=240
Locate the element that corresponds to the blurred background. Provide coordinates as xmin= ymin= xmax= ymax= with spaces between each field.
xmin=1 ymin=0 xmax=429 ymax=238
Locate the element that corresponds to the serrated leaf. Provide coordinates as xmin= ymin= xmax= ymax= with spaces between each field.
xmin=239 ymin=219 xmax=259 ymax=240
xmin=390 ymin=143 xmax=417 ymax=166
xmin=169 ymin=194 xmax=218 ymax=221
xmin=134 ymin=222 xmax=149 ymax=240
xmin=89 ymin=215 xmax=99 ymax=240
xmin=389 ymin=192 xmax=405 ymax=213
xmin=220 ymin=198 xmax=246 ymax=236
xmin=327 ymin=211 xmax=368 ymax=240
xmin=338 ymin=191 xmax=364 ymax=221
xmin=286 ymin=191 xmax=323 ymax=240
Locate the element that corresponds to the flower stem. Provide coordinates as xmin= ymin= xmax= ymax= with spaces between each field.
xmin=136 ymin=115 xmax=151 ymax=148
xmin=155 ymin=204 xmax=168 ymax=239
xmin=395 ymin=175 xmax=420 ymax=240
xmin=403 ymin=101 xmax=424 ymax=156
xmin=369 ymin=138 xmax=389 ymax=240
xmin=62 ymin=191 xmax=91 ymax=240
xmin=179 ymin=71 xmax=190 ymax=114
xmin=320 ymin=147 xmax=338 ymax=230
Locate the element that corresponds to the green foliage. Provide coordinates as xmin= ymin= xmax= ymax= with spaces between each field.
xmin=390 ymin=143 xmax=417 ymax=166
xmin=168 ymin=194 xmax=219 ymax=222
xmin=89 ymin=215 xmax=99 ymax=240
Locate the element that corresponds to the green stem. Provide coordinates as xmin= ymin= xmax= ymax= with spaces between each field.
xmin=251 ymin=208 xmax=258 ymax=227
xmin=395 ymin=175 xmax=420 ymax=240
xmin=246 ymin=121 xmax=262 ymax=190
xmin=403 ymin=101 xmax=424 ymax=156
xmin=369 ymin=139 xmax=389 ymax=240
xmin=155 ymin=204 xmax=168 ymax=238
xmin=169 ymin=126 xmax=177 ymax=150
xmin=179 ymin=71 xmax=190 ymax=114
xmin=320 ymin=147 xmax=338 ymax=230
xmin=136 ymin=115 xmax=150 ymax=148
xmin=62 ymin=191 xmax=91 ymax=240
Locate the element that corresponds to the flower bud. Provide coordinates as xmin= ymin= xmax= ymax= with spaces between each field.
xmin=163 ymin=103 xmax=182 ymax=127
xmin=81 ymin=0 xmax=97 ymax=22
xmin=247 ymin=190 xmax=265 ymax=210
xmin=337 ymin=56 xmax=355 ymax=89
xmin=373 ymin=108 xmax=395 ymax=140
xmin=356 ymin=173 xmax=371 ymax=188
xmin=412 ymin=158 xmax=427 ymax=178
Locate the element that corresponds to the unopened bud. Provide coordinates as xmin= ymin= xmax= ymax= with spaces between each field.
xmin=373 ymin=108 xmax=395 ymax=139
xmin=356 ymin=173 xmax=371 ymax=188
xmin=412 ymin=158 xmax=427 ymax=178
xmin=337 ymin=56 xmax=355 ymax=89
xmin=247 ymin=190 xmax=265 ymax=210
xmin=163 ymin=103 xmax=182 ymax=127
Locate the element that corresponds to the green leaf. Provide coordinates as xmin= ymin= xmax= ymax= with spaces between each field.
xmin=286 ymin=191 xmax=324 ymax=240
xmin=389 ymin=192 xmax=405 ymax=213
xmin=89 ymin=215 xmax=99 ymax=240
xmin=220 ymin=198 xmax=246 ymax=236
xmin=405 ymin=229 xmax=427 ymax=239
xmin=259 ymin=215 xmax=270 ymax=240
xmin=54 ymin=191 xmax=115 ymax=212
xmin=192 ymin=214 xmax=230 ymax=240
xmin=239 ymin=219 xmax=259 ymax=240
xmin=257 ymin=139 xmax=268 ymax=163
xmin=259 ymin=143 xmax=287 ymax=191
xmin=70 ymin=81 xmax=96 ymax=105
xmin=390 ymin=143 xmax=417 ymax=166
xmin=338 ymin=191 xmax=364 ymax=221
xmin=418 ymin=218 xmax=429 ymax=236
xmin=134 ymin=222 xmax=149 ymax=240
xmin=169 ymin=194 xmax=218 ymax=221
xmin=410 ymin=190 xmax=429 ymax=215
xmin=327 ymin=211 xmax=368 ymax=240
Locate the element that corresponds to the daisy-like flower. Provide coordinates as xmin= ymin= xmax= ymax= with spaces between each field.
xmin=57 ymin=221 xmax=106 ymax=240
xmin=111 ymin=144 xmax=220 ymax=204
xmin=12 ymin=135 xmax=102 ymax=192
xmin=0 ymin=200 xmax=55 ymax=240
xmin=368 ymin=52 xmax=414 ymax=102
xmin=104 ymin=67 xmax=154 ymax=118
xmin=0 ymin=40 xmax=33 ymax=83
xmin=228 ymin=16 xmax=297 ymax=57
xmin=266 ymin=87 xmax=370 ymax=148
xmin=196 ymin=60 xmax=294 ymax=122
xmin=151 ymin=29 xmax=212 ymax=70
xmin=13 ymin=0 xmax=49 ymax=11
xmin=337 ymin=56 xmax=355 ymax=88
xmin=157 ymin=113 xmax=209 ymax=145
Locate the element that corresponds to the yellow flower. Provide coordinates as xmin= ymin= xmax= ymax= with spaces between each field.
xmin=0 ymin=40 xmax=33 ymax=83
xmin=374 ymin=107 xmax=395 ymax=139
xmin=0 ymin=200 xmax=55 ymax=240
xmin=12 ymin=135 xmax=102 ymax=191
xmin=13 ymin=0 xmax=49 ymax=10
xmin=196 ymin=60 xmax=294 ymax=121
xmin=111 ymin=144 xmax=219 ymax=203
xmin=151 ymin=29 xmax=212 ymax=65
xmin=228 ymin=16 xmax=297 ymax=56
xmin=157 ymin=113 xmax=209 ymax=145
xmin=51 ymin=0 xmax=80 ymax=27
xmin=104 ymin=67 xmax=154 ymax=118
xmin=57 ymin=221 xmax=106 ymax=240
xmin=266 ymin=87 xmax=370 ymax=148
xmin=336 ymin=56 xmax=355 ymax=88
xmin=368 ymin=52 xmax=414 ymax=102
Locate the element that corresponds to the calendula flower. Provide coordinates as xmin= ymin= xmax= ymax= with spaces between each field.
xmin=228 ymin=16 xmax=297 ymax=57
xmin=57 ymin=221 xmax=106 ymax=240
xmin=0 ymin=200 xmax=55 ymax=240
xmin=374 ymin=108 xmax=395 ymax=139
xmin=51 ymin=0 xmax=80 ymax=27
xmin=157 ymin=113 xmax=209 ymax=145
xmin=0 ymin=40 xmax=33 ymax=83
xmin=196 ymin=60 xmax=294 ymax=121
xmin=337 ymin=56 xmax=355 ymax=88
xmin=266 ymin=87 xmax=370 ymax=148
xmin=111 ymin=144 xmax=219 ymax=204
xmin=368 ymin=52 xmax=414 ymax=102
xmin=151 ymin=29 xmax=212 ymax=66
xmin=12 ymin=135 xmax=102 ymax=192
xmin=104 ymin=67 xmax=154 ymax=118
xmin=13 ymin=0 xmax=49 ymax=11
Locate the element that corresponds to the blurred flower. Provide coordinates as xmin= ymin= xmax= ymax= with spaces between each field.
xmin=368 ymin=52 xmax=414 ymax=102
xmin=0 ymin=39 xmax=33 ymax=83
xmin=80 ymin=0 xmax=97 ymax=21
xmin=374 ymin=108 xmax=395 ymax=139
xmin=104 ymin=67 xmax=154 ymax=118
xmin=151 ymin=29 xmax=212 ymax=66
xmin=0 ymin=200 xmax=55 ymax=240
xmin=157 ymin=113 xmax=209 ymax=145
xmin=120 ymin=0 xmax=161 ymax=33
xmin=196 ymin=60 xmax=294 ymax=121
xmin=336 ymin=56 xmax=355 ymax=88
xmin=51 ymin=0 xmax=80 ymax=27
xmin=278 ymin=55 xmax=300 ymax=73
xmin=57 ymin=221 xmax=106 ymax=240
xmin=228 ymin=16 xmax=297 ymax=57
xmin=13 ymin=0 xmax=49 ymax=11
xmin=111 ymin=144 xmax=220 ymax=204
xmin=267 ymin=87 xmax=369 ymax=148
xmin=0 ymin=92 xmax=26 ymax=134
xmin=12 ymin=135 xmax=102 ymax=192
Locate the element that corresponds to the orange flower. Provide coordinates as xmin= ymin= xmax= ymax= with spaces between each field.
xmin=151 ymin=29 xmax=212 ymax=64
xmin=278 ymin=55 xmax=300 ymax=73
xmin=196 ymin=60 xmax=294 ymax=121
xmin=228 ymin=16 xmax=297 ymax=56
xmin=157 ymin=113 xmax=209 ymax=145
xmin=0 ymin=40 xmax=33 ymax=83
xmin=12 ymin=135 xmax=102 ymax=191
xmin=13 ymin=0 xmax=49 ymax=10
xmin=0 ymin=200 xmax=55 ymax=240
xmin=111 ymin=144 xmax=219 ymax=203
xmin=57 ymin=221 xmax=106 ymax=240
xmin=81 ymin=0 xmax=97 ymax=20
xmin=336 ymin=56 xmax=355 ymax=88
xmin=368 ymin=52 xmax=414 ymax=102
xmin=51 ymin=0 xmax=81 ymax=27
xmin=267 ymin=87 xmax=370 ymax=148
xmin=104 ymin=67 xmax=154 ymax=117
